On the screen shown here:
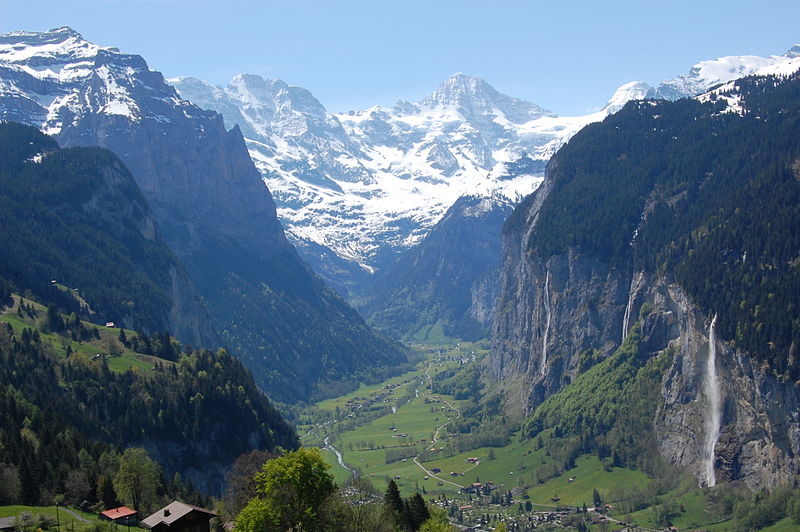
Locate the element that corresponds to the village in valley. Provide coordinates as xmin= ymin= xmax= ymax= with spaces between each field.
xmin=298 ymin=344 xmax=648 ymax=531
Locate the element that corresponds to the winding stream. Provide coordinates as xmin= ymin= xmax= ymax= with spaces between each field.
xmin=324 ymin=436 xmax=353 ymax=473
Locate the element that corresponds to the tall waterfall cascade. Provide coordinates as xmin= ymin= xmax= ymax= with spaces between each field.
xmin=541 ymin=270 xmax=552 ymax=375
xmin=702 ymin=314 xmax=722 ymax=487
xmin=622 ymin=273 xmax=644 ymax=341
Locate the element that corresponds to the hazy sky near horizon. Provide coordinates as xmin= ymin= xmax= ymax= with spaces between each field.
xmin=1 ymin=0 xmax=799 ymax=115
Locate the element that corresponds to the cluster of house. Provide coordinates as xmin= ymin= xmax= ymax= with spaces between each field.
xmin=460 ymin=481 xmax=497 ymax=495
xmin=100 ymin=501 xmax=216 ymax=532
xmin=343 ymin=382 xmax=404 ymax=414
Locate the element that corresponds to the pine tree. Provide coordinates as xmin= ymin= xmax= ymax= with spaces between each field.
xmin=593 ymin=488 xmax=602 ymax=508
xmin=46 ymin=304 xmax=64 ymax=333
xmin=385 ymin=479 xmax=404 ymax=521
xmin=97 ymin=474 xmax=118 ymax=509
xmin=19 ymin=452 xmax=39 ymax=505
xmin=407 ymin=492 xmax=430 ymax=530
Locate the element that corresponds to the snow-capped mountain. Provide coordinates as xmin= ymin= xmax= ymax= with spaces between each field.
xmin=0 ymin=27 xmax=203 ymax=136
xmin=171 ymin=73 xmax=647 ymax=285
xmin=696 ymin=53 xmax=800 ymax=115
xmin=172 ymin=43 xmax=800 ymax=336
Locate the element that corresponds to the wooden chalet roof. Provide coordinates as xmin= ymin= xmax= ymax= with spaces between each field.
xmin=142 ymin=501 xmax=217 ymax=529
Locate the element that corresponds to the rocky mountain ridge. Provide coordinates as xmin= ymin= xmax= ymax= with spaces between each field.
xmin=361 ymin=193 xmax=515 ymax=341
xmin=0 ymin=27 xmax=407 ymax=403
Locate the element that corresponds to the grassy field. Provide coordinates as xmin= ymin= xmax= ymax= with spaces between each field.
xmin=0 ymin=504 xmax=136 ymax=531
xmin=320 ymin=449 xmax=352 ymax=487
xmin=761 ymin=517 xmax=800 ymax=531
xmin=1 ymin=295 xmax=171 ymax=375
xmin=303 ymin=346 xmax=658 ymax=506
xmin=309 ymin=344 xmax=480 ymax=417
xmin=299 ymin=344 xmax=485 ymax=494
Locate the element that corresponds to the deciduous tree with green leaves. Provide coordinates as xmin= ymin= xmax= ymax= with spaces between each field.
xmin=418 ymin=506 xmax=457 ymax=532
xmin=113 ymin=448 xmax=160 ymax=513
xmin=234 ymin=447 xmax=337 ymax=532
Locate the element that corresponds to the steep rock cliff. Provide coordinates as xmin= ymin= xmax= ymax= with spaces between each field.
xmin=491 ymin=67 xmax=800 ymax=487
xmin=0 ymin=123 xmax=210 ymax=344
xmin=642 ymin=280 xmax=800 ymax=490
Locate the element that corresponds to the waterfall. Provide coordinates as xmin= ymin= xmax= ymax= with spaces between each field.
xmin=622 ymin=272 xmax=643 ymax=341
xmin=702 ymin=314 xmax=721 ymax=487
xmin=541 ymin=270 xmax=551 ymax=375
xmin=622 ymin=286 xmax=634 ymax=341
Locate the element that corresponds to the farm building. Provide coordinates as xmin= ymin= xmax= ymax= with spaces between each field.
xmin=100 ymin=506 xmax=137 ymax=524
xmin=142 ymin=501 xmax=216 ymax=532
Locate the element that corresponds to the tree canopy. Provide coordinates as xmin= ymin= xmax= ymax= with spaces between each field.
xmin=113 ymin=448 xmax=160 ymax=513
xmin=235 ymin=447 xmax=336 ymax=532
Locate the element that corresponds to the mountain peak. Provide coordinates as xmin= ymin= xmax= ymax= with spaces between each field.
xmin=44 ymin=26 xmax=83 ymax=39
xmin=786 ymin=44 xmax=800 ymax=59
xmin=421 ymin=73 xmax=554 ymax=123
xmin=0 ymin=26 xmax=82 ymax=43
xmin=0 ymin=27 xmax=198 ymax=131
xmin=424 ymin=73 xmax=500 ymax=108
xmin=603 ymin=81 xmax=653 ymax=114
xmin=227 ymin=73 xmax=286 ymax=102
xmin=654 ymin=52 xmax=790 ymax=100
xmin=0 ymin=26 xmax=106 ymax=67
xmin=445 ymin=72 xmax=490 ymax=87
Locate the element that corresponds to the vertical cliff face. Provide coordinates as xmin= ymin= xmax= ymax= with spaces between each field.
xmin=490 ymin=69 xmax=800 ymax=487
xmin=491 ymin=246 xmax=628 ymax=415
xmin=167 ymin=266 xmax=214 ymax=348
xmin=56 ymin=112 xmax=263 ymax=349
xmin=57 ymin=114 xmax=286 ymax=261
xmin=0 ymin=123 xmax=210 ymax=345
xmin=632 ymin=278 xmax=800 ymax=490
xmin=494 ymin=207 xmax=800 ymax=489
xmin=492 ymin=159 xmax=633 ymax=415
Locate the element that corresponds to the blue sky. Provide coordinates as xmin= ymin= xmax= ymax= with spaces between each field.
xmin=1 ymin=0 xmax=799 ymax=115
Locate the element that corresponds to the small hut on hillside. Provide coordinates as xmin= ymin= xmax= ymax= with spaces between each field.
xmin=100 ymin=506 xmax=137 ymax=524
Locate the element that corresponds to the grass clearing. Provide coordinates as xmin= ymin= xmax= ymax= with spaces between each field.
xmin=0 ymin=504 xmax=138 ymax=531
xmin=1 ymin=296 xmax=171 ymax=375
xmin=761 ymin=517 xmax=800 ymax=531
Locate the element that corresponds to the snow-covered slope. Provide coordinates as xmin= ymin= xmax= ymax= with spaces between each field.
xmin=654 ymin=48 xmax=799 ymax=99
xmin=0 ymin=27 xmax=201 ymax=134
xmin=171 ymin=73 xmax=646 ymax=279
xmin=696 ymin=54 xmax=800 ymax=115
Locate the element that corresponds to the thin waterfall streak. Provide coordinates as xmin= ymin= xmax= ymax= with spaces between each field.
xmin=622 ymin=287 xmax=634 ymax=340
xmin=541 ymin=270 xmax=551 ymax=375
